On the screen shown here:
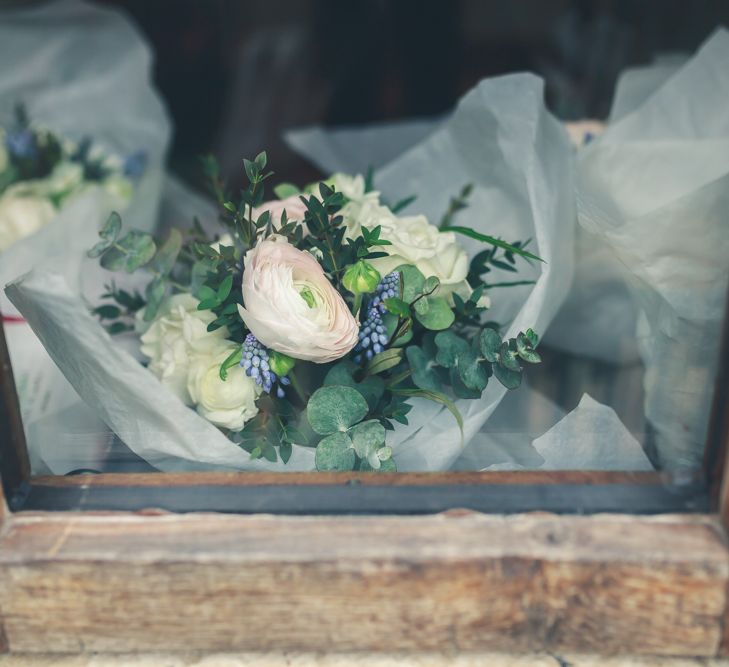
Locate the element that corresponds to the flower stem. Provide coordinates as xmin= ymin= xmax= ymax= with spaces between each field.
xmin=287 ymin=368 xmax=308 ymax=406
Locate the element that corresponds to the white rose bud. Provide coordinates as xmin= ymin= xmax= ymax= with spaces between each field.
xmin=0 ymin=189 xmax=56 ymax=252
xmin=238 ymin=234 xmax=359 ymax=363
xmin=187 ymin=342 xmax=261 ymax=431
xmin=139 ymin=293 xmax=228 ymax=404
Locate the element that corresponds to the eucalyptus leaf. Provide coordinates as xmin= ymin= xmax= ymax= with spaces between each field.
xmin=456 ymin=348 xmax=488 ymax=391
xmin=406 ymin=346 xmax=442 ymax=393
xmin=348 ymin=419 xmax=386 ymax=459
xmin=324 ymin=361 xmax=384 ymax=410
xmin=307 ymin=385 xmax=369 ymax=435
xmin=414 ymin=296 xmax=454 ymax=330
xmin=383 ymin=313 xmax=413 ymax=347
xmin=516 ymin=332 xmax=541 ymax=363
xmin=360 ymin=457 xmax=397 ymax=472
xmin=494 ymin=363 xmax=522 ymax=390
xmin=449 ymin=367 xmax=481 ymax=399
xmin=100 ymin=230 xmax=156 ymax=273
xmin=87 ymin=212 xmax=121 ymax=258
xmin=383 ymin=297 xmax=410 ymax=318
xmin=499 ymin=342 xmax=522 ymax=372
xmin=479 ymin=328 xmax=502 ymax=362
xmin=315 ymin=432 xmax=355 ymax=471
xmin=151 ymin=228 xmax=182 ymax=276
xmin=143 ymin=278 xmax=166 ymax=322
xmin=395 ymin=264 xmax=425 ymax=302
xmin=434 ymin=331 xmax=469 ymax=368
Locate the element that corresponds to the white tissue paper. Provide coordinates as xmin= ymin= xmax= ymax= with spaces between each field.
xmin=0 ymin=0 xmax=170 ymax=470
xmin=577 ymin=28 xmax=729 ymax=470
xmin=7 ymin=73 xmax=575 ymax=472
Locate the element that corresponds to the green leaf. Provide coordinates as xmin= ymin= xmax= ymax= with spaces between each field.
xmin=494 ymin=364 xmax=522 ymax=390
xmin=392 ymin=387 xmax=463 ymax=441
xmin=479 ymin=328 xmax=501 ymax=362
xmin=216 ymin=274 xmax=233 ymax=301
xmin=456 ymin=348 xmax=488 ymax=392
xmin=307 ymin=385 xmax=369 ymax=435
xmin=395 ymin=264 xmax=425 ymax=302
xmin=254 ymin=151 xmax=267 ymax=170
xmin=383 ymin=297 xmax=410 ymax=318
xmin=414 ymin=296 xmax=454 ymax=330
xmin=88 ymin=212 xmax=121 ymax=258
xmin=360 ymin=457 xmax=397 ymax=472
xmin=383 ymin=313 xmax=413 ymax=347
xmin=366 ymin=348 xmax=403 ymax=375
xmin=143 ymin=278 xmax=166 ymax=322
xmin=413 ymin=297 xmax=429 ymax=315
xmin=324 ymin=362 xmax=384 ymax=411
xmin=219 ymin=346 xmax=243 ymax=381
xmin=423 ymin=276 xmax=441 ymax=294
xmin=315 ymin=432 xmax=355 ymax=471
xmin=348 ymin=419 xmax=386 ymax=459
xmin=526 ymin=328 xmax=539 ymax=348
xmin=499 ymin=342 xmax=522 ymax=372
xmin=274 ymin=183 xmax=300 ymax=199
xmin=151 ymin=229 xmax=182 ymax=276
xmin=441 ymin=226 xmax=543 ymax=262
xmin=406 ymin=346 xmax=442 ymax=393
xmin=516 ymin=331 xmax=541 ymax=363
xmin=100 ymin=230 xmax=156 ymax=273
xmin=197 ymin=285 xmax=216 ymax=301
xmin=279 ymin=441 xmax=292 ymax=464
xmin=93 ymin=304 xmax=120 ymax=319
xmin=449 ymin=367 xmax=481 ymax=399
xmin=434 ymin=331 xmax=469 ymax=368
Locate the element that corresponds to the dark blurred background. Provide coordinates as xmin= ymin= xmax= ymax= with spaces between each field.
xmin=99 ymin=0 xmax=729 ymax=188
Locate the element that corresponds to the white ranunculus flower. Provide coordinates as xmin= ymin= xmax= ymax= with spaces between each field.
xmin=238 ymin=234 xmax=359 ymax=363
xmin=140 ymin=293 xmax=228 ymax=405
xmin=187 ymin=342 xmax=261 ymax=431
xmin=369 ymin=214 xmax=470 ymax=299
xmin=0 ymin=188 xmax=56 ymax=252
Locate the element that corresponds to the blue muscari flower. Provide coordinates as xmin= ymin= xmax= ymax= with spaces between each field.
xmin=240 ymin=333 xmax=290 ymax=398
xmin=370 ymin=271 xmax=400 ymax=312
xmin=123 ymin=150 xmax=148 ymax=178
xmin=5 ymin=129 xmax=36 ymax=160
xmin=354 ymin=305 xmax=390 ymax=363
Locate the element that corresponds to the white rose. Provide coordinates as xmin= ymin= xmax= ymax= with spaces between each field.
xmin=0 ymin=188 xmax=56 ymax=252
xmin=187 ymin=342 xmax=261 ymax=431
xmin=369 ymin=214 xmax=470 ymax=299
xmin=139 ymin=293 xmax=228 ymax=404
xmin=238 ymin=235 xmax=359 ymax=363
xmin=0 ymin=129 xmax=8 ymax=173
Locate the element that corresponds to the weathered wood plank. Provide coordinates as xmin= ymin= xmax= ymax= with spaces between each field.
xmin=31 ymin=470 xmax=666 ymax=488
xmin=0 ymin=512 xmax=725 ymax=655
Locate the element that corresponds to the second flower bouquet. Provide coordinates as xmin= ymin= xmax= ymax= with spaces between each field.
xmin=89 ymin=153 xmax=542 ymax=471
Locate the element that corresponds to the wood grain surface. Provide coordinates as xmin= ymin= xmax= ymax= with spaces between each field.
xmin=0 ymin=511 xmax=726 ymax=655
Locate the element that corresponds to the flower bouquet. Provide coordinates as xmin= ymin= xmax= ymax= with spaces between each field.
xmin=7 ymin=74 xmax=573 ymax=472
xmin=0 ymin=105 xmax=142 ymax=253
xmin=87 ymin=152 xmax=542 ymax=471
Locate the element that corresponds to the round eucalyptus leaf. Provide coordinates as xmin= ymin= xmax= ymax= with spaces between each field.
xmin=307 ymin=385 xmax=369 ymax=435
xmin=406 ymin=346 xmax=442 ymax=393
xmin=395 ymin=264 xmax=425 ymax=302
xmin=100 ymin=230 xmax=156 ymax=273
xmin=434 ymin=331 xmax=469 ymax=368
xmin=384 ymin=313 xmax=413 ymax=347
xmin=324 ymin=361 xmax=384 ymax=410
xmin=516 ymin=332 xmax=541 ymax=363
xmin=152 ymin=228 xmax=183 ymax=276
xmin=377 ymin=446 xmax=393 ymax=461
xmin=366 ymin=450 xmax=382 ymax=470
xmin=348 ymin=419 xmax=386 ymax=459
xmin=456 ymin=348 xmax=488 ymax=392
xmin=423 ymin=275 xmax=441 ymax=294
xmin=414 ymin=297 xmax=454 ymax=331
xmin=493 ymin=363 xmax=522 ymax=390
xmin=100 ymin=211 xmax=122 ymax=241
xmin=498 ymin=341 xmax=522 ymax=372
xmin=143 ymin=278 xmax=167 ymax=322
xmin=449 ymin=366 xmax=481 ymax=399
xmin=479 ymin=328 xmax=501 ymax=362
xmin=315 ymin=432 xmax=356 ymax=471
xmin=361 ymin=457 xmax=397 ymax=472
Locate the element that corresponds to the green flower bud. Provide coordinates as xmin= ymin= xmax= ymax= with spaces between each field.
xmin=269 ymin=350 xmax=296 ymax=377
xmin=342 ymin=260 xmax=381 ymax=295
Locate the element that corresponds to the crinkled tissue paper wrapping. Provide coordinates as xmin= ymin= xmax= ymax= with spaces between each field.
xmin=576 ymin=28 xmax=729 ymax=470
xmin=8 ymin=73 xmax=578 ymax=472
xmin=0 ymin=0 xmax=171 ymax=471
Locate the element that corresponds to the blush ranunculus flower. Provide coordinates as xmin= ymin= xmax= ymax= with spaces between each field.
xmin=252 ymin=194 xmax=308 ymax=228
xmin=237 ymin=234 xmax=359 ymax=363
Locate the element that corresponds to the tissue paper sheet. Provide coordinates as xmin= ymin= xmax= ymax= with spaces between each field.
xmin=577 ymin=28 xmax=729 ymax=469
